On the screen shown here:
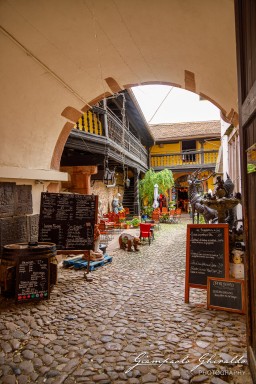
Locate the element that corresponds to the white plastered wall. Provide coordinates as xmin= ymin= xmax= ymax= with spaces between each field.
xmin=0 ymin=0 xmax=237 ymax=190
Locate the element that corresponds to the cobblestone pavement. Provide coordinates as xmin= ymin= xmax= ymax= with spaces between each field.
xmin=0 ymin=220 xmax=253 ymax=384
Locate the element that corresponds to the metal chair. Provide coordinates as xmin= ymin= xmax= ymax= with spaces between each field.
xmin=124 ymin=207 xmax=130 ymax=215
xmin=175 ymin=208 xmax=182 ymax=223
xmin=144 ymin=220 xmax=156 ymax=240
xmin=99 ymin=222 xmax=113 ymax=244
xmin=160 ymin=207 xmax=171 ymax=222
xmin=169 ymin=209 xmax=176 ymax=223
xmin=152 ymin=213 xmax=160 ymax=230
xmin=139 ymin=223 xmax=153 ymax=245
xmin=113 ymin=213 xmax=122 ymax=233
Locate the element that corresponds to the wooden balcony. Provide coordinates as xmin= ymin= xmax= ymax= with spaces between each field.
xmin=65 ymin=108 xmax=149 ymax=172
xmin=106 ymin=109 xmax=148 ymax=166
xmin=150 ymin=149 xmax=219 ymax=171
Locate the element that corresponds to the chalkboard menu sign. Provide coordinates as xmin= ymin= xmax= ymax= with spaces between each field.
xmin=38 ymin=193 xmax=98 ymax=250
xmin=185 ymin=224 xmax=229 ymax=303
xmin=16 ymin=256 xmax=50 ymax=303
xmin=207 ymin=278 xmax=245 ymax=314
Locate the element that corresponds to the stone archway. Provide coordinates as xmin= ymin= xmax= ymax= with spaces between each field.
xmin=1 ymin=1 xmax=238 ymax=178
xmin=51 ymin=77 xmax=236 ymax=172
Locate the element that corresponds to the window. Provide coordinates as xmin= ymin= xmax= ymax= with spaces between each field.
xmin=182 ymin=140 xmax=196 ymax=162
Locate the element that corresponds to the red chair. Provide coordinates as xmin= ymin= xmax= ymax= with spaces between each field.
xmin=118 ymin=212 xmax=126 ymax=221
xmin=108 ymin=212 xmax=116 ymax=222
xmin=152 ymin=213 xmax=160 ymax=230
xmin=140 ymin=223 xmax=153 ymax=245
xmin=169 ymin=209 xmax=176 ymax=223
xmin=175 ymin=208 xmax=182 ymax=223
xmin=99 ymin=222 xmax=113 ymax=244
xmin=160 ymin=207 xmax=170 ymax=221
xmin=124 ymin=207 xmax=130 ymax=215
xmin=113 ymin=213 xmax=121 ymax=233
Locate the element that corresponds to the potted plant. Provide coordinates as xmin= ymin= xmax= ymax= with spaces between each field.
xmin=119 ymin=217 xmax=126 ymax=228
xmin=169 ymin=200 xmax=176 ymax=210
xmin=160 ymin=213 xmax=169 ymax=223
xmin=131 ymin=217 xmax=140 ymax=228
xmin=142 ymin=206 xmax=153 ymax=219
xmin=125 ymin=220 xmax=132 ymax=229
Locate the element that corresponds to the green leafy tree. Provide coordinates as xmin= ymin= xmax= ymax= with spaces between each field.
xmin=156 ymin=168 xmax=174 ymax=197
xmin=139 ymin=168 xmax=174 ymax=208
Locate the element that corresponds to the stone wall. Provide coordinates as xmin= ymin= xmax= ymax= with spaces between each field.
xmin=91 ymin=181 xmax=124 ymax=215
xmin=0 ymin=182 xmax=39 ymax=253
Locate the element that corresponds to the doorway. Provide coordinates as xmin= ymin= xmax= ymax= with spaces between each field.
xmin=177 ymin=187 xmax=188 ymax=212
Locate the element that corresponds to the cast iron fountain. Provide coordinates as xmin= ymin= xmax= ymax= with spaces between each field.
xmin=188 ymin=170 xmax=241 ymax=226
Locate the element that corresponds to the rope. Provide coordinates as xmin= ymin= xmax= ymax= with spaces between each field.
xmin=112 ymin=0 xmax=158 ymax=82
xmin=148 ymin=87 xmax=173 ymax=123
xmin=85 ymin=2 xmax=142 ymax=84
xmin=86 ymin=3 xmax=107 ymax=94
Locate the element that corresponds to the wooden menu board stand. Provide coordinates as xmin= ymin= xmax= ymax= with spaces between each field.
xmin=39 ymin=193 xmax=98 ymax=280
xmin=185 ymin=224 xmax=229 ymax=303
xmin=207 ymin=277 xmax=245 ymax=314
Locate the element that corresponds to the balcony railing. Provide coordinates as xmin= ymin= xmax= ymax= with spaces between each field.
xmin=74 ymin=107 xmax=148 ymax=167
xmin=106 ymin=109 xmax=148 ymax=165
xmin=150 ymin=150 xmax=219 ymax=168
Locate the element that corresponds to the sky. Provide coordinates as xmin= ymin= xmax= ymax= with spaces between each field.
xmin=131 ymin=85 xmax=221 ymax=124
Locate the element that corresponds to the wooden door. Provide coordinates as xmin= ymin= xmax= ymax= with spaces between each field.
xmin=235 ymin=0 xmax=256 ymax=381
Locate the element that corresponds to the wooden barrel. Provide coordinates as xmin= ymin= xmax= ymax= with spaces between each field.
xmin=3 ymin=242 xmax=56 ymax=261
xmin=0 ymin=242 xmax=57 ymax=296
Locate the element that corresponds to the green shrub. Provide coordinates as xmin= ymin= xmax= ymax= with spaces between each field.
xmin=131 ymin=218 xmax=140 ymax=227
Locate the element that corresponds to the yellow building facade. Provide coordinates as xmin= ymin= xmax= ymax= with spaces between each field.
xmin=149 ymin=121 xmax=221 ymax=211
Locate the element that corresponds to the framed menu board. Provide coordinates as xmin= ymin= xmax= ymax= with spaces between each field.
xmin=185 ymin=224 xmax=229 ymax=303
xmin=207 ymin=278 xmax=245 ymax=314
xmin=16 ymin=255 xmax=50 ymax=303
xmin=38 ymin=193 xmax=98 ymax=250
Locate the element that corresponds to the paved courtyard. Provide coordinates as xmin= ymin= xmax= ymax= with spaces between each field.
xmin=0 ymin=219 xmax=253 ymax=384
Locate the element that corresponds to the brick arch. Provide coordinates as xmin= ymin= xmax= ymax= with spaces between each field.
xmin=51 ymin=74 xmax=237 ymax=171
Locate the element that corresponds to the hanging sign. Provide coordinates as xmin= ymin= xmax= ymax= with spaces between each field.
xmin=247 ymin=143 xmax=256 ymax=173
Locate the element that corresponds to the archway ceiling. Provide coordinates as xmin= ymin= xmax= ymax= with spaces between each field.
xmin=0 ymin=0 xmax=237 ymax=173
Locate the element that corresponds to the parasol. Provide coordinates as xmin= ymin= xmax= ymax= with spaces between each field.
xmin=153 ymin=184 xmax=159 ymax=208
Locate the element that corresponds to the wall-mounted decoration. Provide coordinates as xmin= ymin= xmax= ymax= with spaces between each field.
xmin=247 ymin=143 xmax=256 ymax=174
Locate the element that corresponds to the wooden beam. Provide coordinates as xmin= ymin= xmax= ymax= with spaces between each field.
xmin=241 ymin=80 xmax=256 ymax=127
xmin=105 ymin=77 xmax=122 ymax=93
xmin=184 ymin=70 xmax=196 ymax=92
xmin=248 ymin=346 xmax=256 ymax=384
